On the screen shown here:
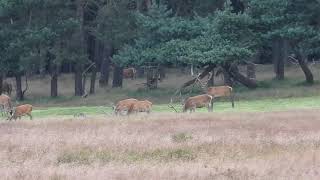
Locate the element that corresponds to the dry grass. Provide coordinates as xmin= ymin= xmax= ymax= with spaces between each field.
xmin=1 ymin=110 xmax=320 ymax=179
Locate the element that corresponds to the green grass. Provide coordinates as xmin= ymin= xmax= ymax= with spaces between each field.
xmin=16 ymin=95 xmax=320 ymax=118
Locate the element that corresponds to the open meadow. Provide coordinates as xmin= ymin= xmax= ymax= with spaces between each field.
xmin=1 ymin=65 xmax=320 ymax=179
xmin=1 ymin=111 xmax=320 ymax=179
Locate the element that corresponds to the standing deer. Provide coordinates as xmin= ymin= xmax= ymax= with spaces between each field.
xmin=129 ymin=100 xmax=152 ymax=114
xmin=123 ymin=68 xmax=137 ymax=80
xmin=0 ymin=94 xmax=12 ymax=116
xmin=183 ymin=94 xmax=213 ymax=113
xmin=8 ymin=104 xmax=33 ymax=121
xmin=207 ymin=86 xmax=234 ymax=110
xmin=114 ymin=98 xmax=138 ymax=115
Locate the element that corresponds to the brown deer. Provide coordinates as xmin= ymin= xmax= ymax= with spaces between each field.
xmin=0 ymin=94 xmax=12 ymax=116
xmin=8 ymin=104 xmax=33 ymax=121
xmin=207 ymin=86 xmax=234 ymax=109
xmin=183 ymin=94 xmax=213 ymax=113
xmin=114 ymin=98 xmax=138 ymax=115
xmin=123 ymin=68 xmax=137 ymax=80
xmin=129 ymin=100 xmax=152 ymax=114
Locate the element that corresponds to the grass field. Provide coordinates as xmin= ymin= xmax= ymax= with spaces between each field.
xmin=2 ymin=64 xmax=320 ymax=179
xmin=7 ymin=95 xmax=320 ymax=119
xmin=1 ymin=110 xmax=320 ymax=179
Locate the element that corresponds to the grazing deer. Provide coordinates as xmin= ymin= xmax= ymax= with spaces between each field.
xmin=207 ymin=86 xmax=234 ymax=109
xmin=8 ymin=104 xmax=33 ymax=121
xmin=0 ymin=94 xmax=12 ymax=116
xmin=2 ymin=81 xmax=12 ymax=96
xmin=123 ymin=68 xmax=137 ymax=80
xmin=129 ymin=100 xmax=152 ymax=114
xmin=114 ymin=98 xmax=138 ymax=115
xmin=183 ymin=94 xmax=213 ymax=113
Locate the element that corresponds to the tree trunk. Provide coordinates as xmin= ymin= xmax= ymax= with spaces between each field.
xmin=51 ymin=73 xmax=58 ymax=97
xmin=146 ymin=68 xmax=158 ymax=89
xmin=99 ymin=43 xmax=111 ymax=87
xmin=272 ymin=38 xmax=287 ymax=80
xmin=82 ymin=73 xmax=87 ymax=96
xmin=296 ymin=51 xmax=314 ymax=84
xmin=246 ymin=63 xmax=256 ymax=80
xmin=158 ymin=65 xmax=165 ymax=81
xmin=90 ymin=66 xmax=97 ymax=94
xmin=180 ymin=64 xmax=215 ymax=89
xmin=207 ymin=69 xmax=215 ymax=87
xmin=74 ymin=0 xmax=85 ymax=96
xmin=283 ymin=39 xmax=290 ymax=67
xmin=0 ymin=74 xmax=3 ymax=95
xmin=50 ymin=64 xmax=59 ymax=97
xmin=228 ymin=65 xmax=258 ymax=89
xmin=87 ymin=33 xmax=96 ymax=94
xmin=136 ymin=67 xmax=144 ymax=78
xmin=15 ymin=74 xmax=23 ymax=101
xmin=75 ymin=63 xmax=84 ymax=96
xmin=112 ymin=65 xmax=123 ymax=88
xmin=223 ymin=68 xmax=233 ymax=86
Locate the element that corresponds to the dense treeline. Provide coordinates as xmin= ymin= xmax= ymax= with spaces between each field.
xmin=0 ymin=0 xmax=319 ymax=100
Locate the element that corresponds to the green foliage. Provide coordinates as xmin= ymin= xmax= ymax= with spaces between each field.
xmin=0 ymin=0 xmax=87 ymax=75
xmin=248 ymin=0 xmax=320 ymax=55
xmin=114 ymin=2 xmax=256 ymax=67
xmin=94 ymin=0 xmax=138 ymax=50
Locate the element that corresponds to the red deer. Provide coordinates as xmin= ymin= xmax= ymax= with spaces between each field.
xmin=129 ymin=100 xmax=152 ymax=114
xmin=207 ymin=86 xmax=234 ymax=108
xmin=2 ymin=81 xmax=12 ymax=96
xmin=114 ymin=98 xmax=138 ymax=115
xmin=8 ymin=104 xmax=33 ymax=121
xmin=0 ymin=94 xmax=12 ymax=116
xmin=183 ymin=94 xmax=213 ymax=113
xmin=123 ymin=68 xmax=137 ymax=80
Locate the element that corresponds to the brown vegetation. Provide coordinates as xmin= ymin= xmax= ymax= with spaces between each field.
xmin=1 ymin=110 xmax=320 ymax=179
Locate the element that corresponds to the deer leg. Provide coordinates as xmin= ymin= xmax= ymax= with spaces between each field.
xmin=27 ymin=113 xmax=32 ymax=120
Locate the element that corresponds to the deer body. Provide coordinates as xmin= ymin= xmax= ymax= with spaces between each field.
xmin=183 ymin=94 xmax=213 ymax=113
xmin=207 ymin=86 xmax=234 ymax=108
xmin=0 ymin=94 xmax=12 ymax=116
xmin=9 ymin=104 xmax=33 ymax=121
xmin=130 ymin=100 xmax=152 ymax=114
xmin=123 ymin=68 xmax=136 ymax=80
xmin=114 ymin=98 xmax=138 ymax=115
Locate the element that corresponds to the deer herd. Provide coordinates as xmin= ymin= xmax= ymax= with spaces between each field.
xmin=114 ymin=85 xmax=234 ymax=115
xmin=0 ymin=69 xmax=235 ymax=120
xmin=0 ymin=94 xmax=33 ymax=121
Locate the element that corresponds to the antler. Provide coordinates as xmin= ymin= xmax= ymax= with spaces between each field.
xmin=168 ymin=98 xmax=178 ymax=113
xmin=194 ymin=72 xmax=211 ymax=92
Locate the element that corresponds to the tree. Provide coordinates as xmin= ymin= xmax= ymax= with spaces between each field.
xmin=114 ymin=2 xmax=258 ymax=89
xmin=248 ymin=0 xmax=320 ymax=84
xmin=95 ymin=0 xmax=138 ymax=88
